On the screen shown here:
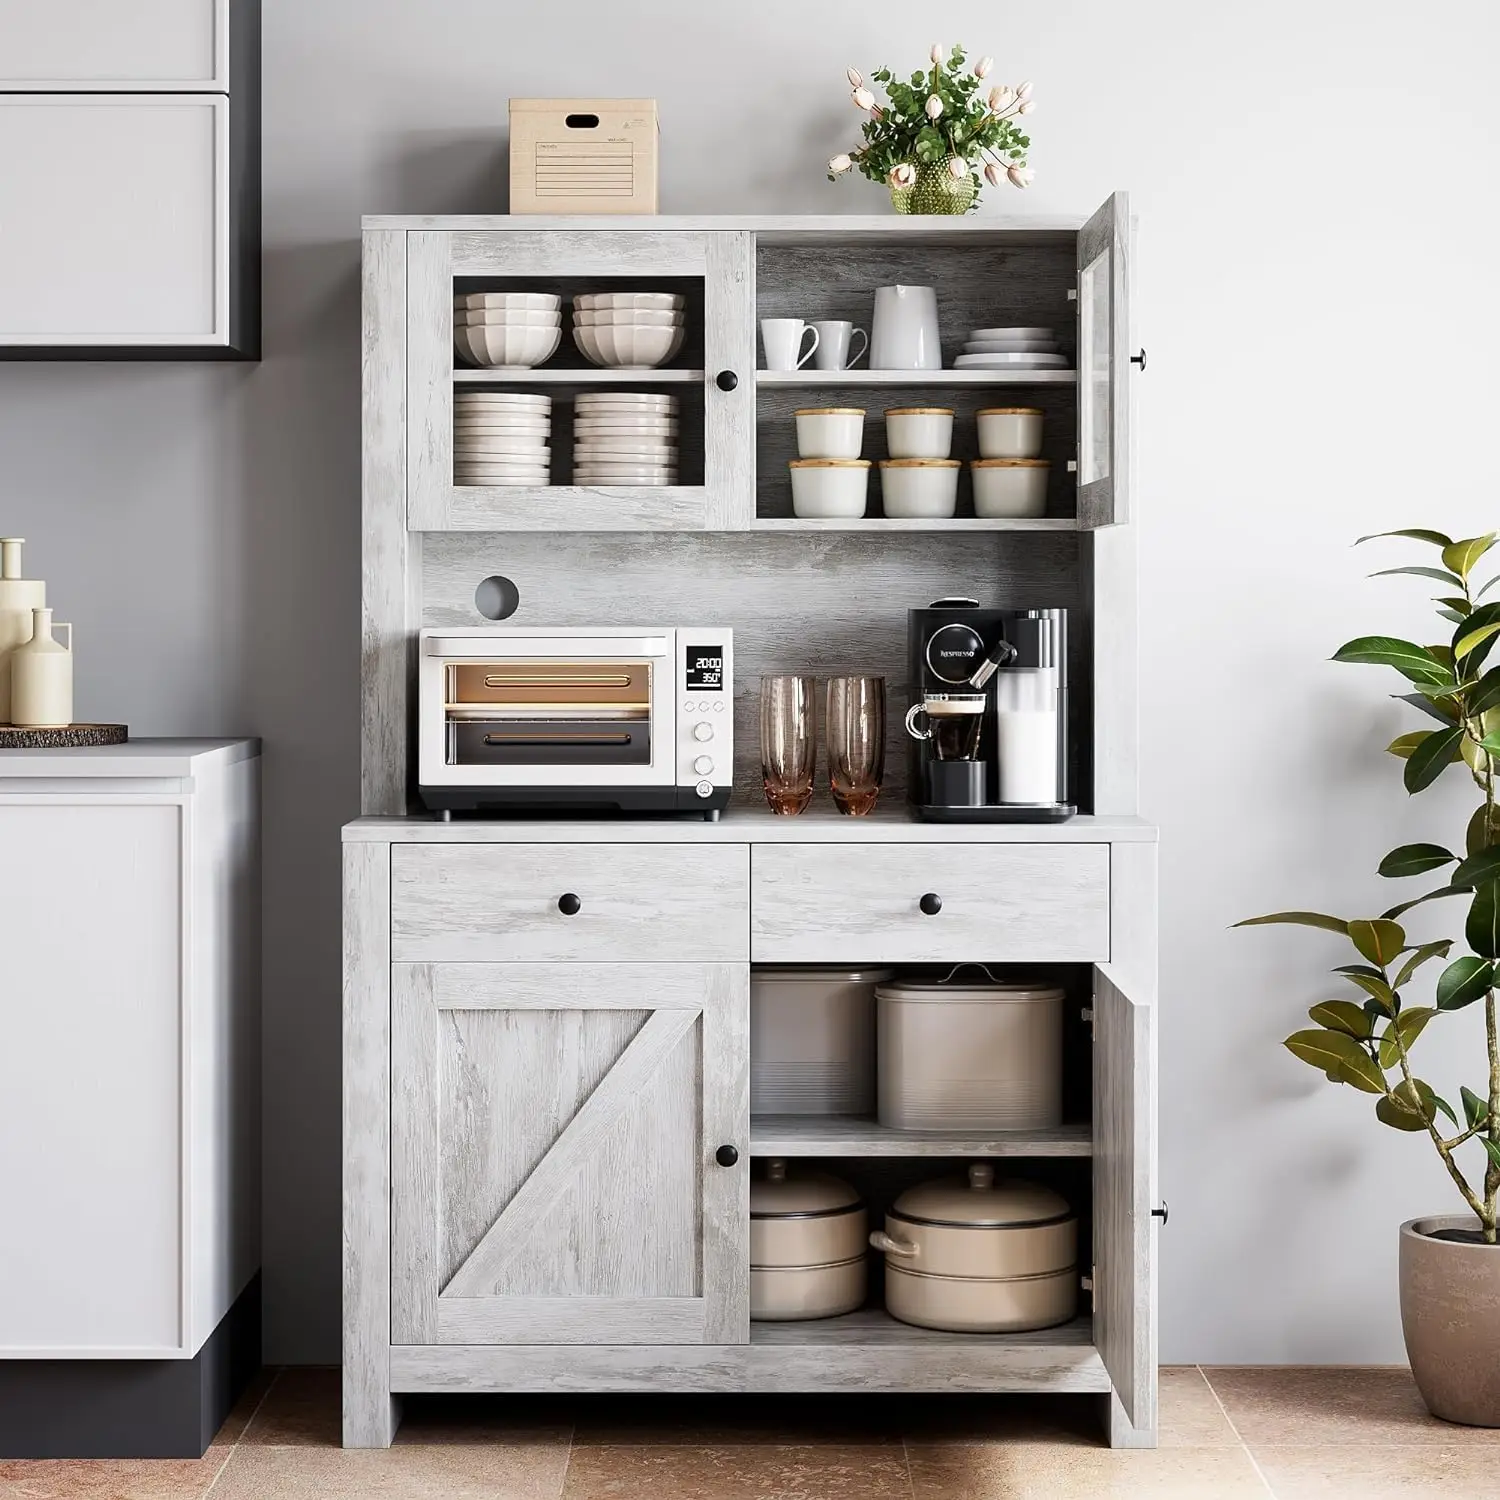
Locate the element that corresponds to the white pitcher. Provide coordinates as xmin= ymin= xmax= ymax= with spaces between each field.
xmin=870 ymin=285 xmax=941 ymax=370
xmin=11 ymin=607 xmax=73 ymax=728
xmin=0 ymin=538 xmax=45 ymax=724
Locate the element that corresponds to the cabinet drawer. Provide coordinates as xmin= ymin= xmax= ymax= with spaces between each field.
xmin=0 ymin=0 xmax=226 ymax=89
xmin=391 ymin=844 xmax=750 ymax=961
xmin=751 ymin=844 xmax=1109 ymax=964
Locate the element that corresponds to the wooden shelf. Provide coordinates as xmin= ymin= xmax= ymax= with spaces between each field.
xmin=453 ymin=367 xmax=704 ymax=384
xmin=750 ymin=1115 xmax=1091 ymax=1158
xmin=751 ymin=516 xmax=1080 ymax=532
xmin=756 ymin=369 xmax=1077 ymax=387
xmin=439 ymin=484 xmax=706 ymax=532
xmin=750 ymin=1308 xmax=1094 ymax=1349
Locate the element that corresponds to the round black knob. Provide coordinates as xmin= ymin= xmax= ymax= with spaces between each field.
xmin=1152 ymin=1201 xmax=1170 ymax=1226
xmin=1131 ymin=348 xmax=1147 ymax=371
xmin=557 ymin=893 xmax=582 ymax=916
xmin=715 ymin=369 xmax=739 ymax=392
xmin=715 ymin=1144 xmax=739 ymax=1167
xmin=919 ymin=892 xmax=943 ymax=916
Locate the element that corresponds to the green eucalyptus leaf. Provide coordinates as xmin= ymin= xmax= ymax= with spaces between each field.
xmin=1461 ymin=1086 xmax=1491 ymax=1129
xmin=1443 ymin=534 xmax=1498 ymax=579
xmin=1284 ymin=1029 xmax=1386 ymax=1093
xmin=1392 ymin=939 xmax=1455 ymax=988
xmin=1234 ymin=911 xmax=1349 ymax=935
xmin=1381 ymin=883 xmax=1470 ymax=921
xmin=1437 ymin=954 xmax=1493 ymax=1009
xmin=1452 ymin=845 xmax=1500 ymax=888
xmin=1378 ymin=843 xmax=1455 ymax=878
xmin=1469 ymin=883 xmax=1500 ymax=960
xmin=1347 ymin=918 xmax=1406 ymax=966
xmin=1378 ymin=1007 xmax=1436 ymax=1067
xmin=1332 ymin=637 xmax=1452 ymax=684
xmin=1356 ymin=528 xmax=1454 ymax=547
xmin=1404 ymin=726 xmax=1464 ymax=792
xmin=1309 ymin=999 xmax=1375 ymax=1038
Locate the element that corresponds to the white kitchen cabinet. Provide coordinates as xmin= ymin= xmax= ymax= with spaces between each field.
xmin=0 ymin=739 xmax=260 ymax=1456
xmin=0 ymin=0 xmax=259 ymax=358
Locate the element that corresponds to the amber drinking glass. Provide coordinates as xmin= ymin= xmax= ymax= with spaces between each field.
xmin=826 ymin=675 xmax=886 ymax=817
xmin=760 ymin=675 xmax=816 ymax=815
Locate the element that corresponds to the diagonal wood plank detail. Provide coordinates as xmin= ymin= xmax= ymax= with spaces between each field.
xmin=441 ymin=1005 xmax=700 ymax=1298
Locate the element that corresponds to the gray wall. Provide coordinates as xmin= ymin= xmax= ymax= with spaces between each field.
xmin=2 ymin=0 xmax=1496 ymax=1364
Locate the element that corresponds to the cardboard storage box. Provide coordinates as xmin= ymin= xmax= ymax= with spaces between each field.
xmin=509 ymin=98 xmax=659 ymax=214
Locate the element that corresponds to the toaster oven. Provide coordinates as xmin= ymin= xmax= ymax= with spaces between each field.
xmin=417 ymin=626 xmax=734 ymax=818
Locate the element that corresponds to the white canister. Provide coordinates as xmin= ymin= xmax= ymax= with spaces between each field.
xmin=876 ymin=975 xmax=1065 ymax=1130
xmin=750 ymin=966 xmax=891 ymax=1115
xmin=971 ymin=459 xmax=1050 ymax=519
xmin=869 ymin=285 xmax=941 ymax=370
xmin=10 ymin=607 xmax=73 ymax=728
xmin=884 ymin=408 xmax=954 ymax=460
xmin=794 ymin=408 xmax=865 ymax=460
xmin=0 ymin=538 xmax=45 ymax=724
xmin=976 ymin=407 xmax=1044 ymax=459
xmin=879 ymin=460 xmax=960 ymax=519
xmin=789 ymin=459 xmax=870 ymax=519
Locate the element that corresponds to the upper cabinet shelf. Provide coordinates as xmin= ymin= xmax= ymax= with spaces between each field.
xmin=454 ymin=368 xmax=705 ymax=385
xmin=756 ymin=369 xmax=1078 ymax=387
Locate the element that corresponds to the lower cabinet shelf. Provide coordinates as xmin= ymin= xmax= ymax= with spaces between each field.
xmin=749 ymin=1115 xmax=1092 ymax=1157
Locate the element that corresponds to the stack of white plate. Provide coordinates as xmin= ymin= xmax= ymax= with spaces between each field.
xmin=453 ymin=391 xmax=551 ymax=486
xmin=572 ymin=392 xmax=678 ymax=486
xmin=952 ymin=327 xmax=1071 ymax=370
xmin=572 ymin=293 xmax=686 ymax=370
xmin=454 ymin=292 xmax=561 ymax=368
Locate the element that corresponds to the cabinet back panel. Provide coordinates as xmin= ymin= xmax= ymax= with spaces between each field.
xmin=422 ymin=531 xmax=1085 ymax=804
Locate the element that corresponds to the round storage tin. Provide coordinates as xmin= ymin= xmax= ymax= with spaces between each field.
xmin=750 ymin=1159 xmax=868 ymax=1321
xmin=750 ymin=966 xmax=891 ymax=1115
xmin=876 ymin=974 xmax=1065 ymax=1131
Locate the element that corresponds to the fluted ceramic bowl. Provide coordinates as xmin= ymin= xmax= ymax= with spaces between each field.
xmin=571 ymin=322 xmax=685 ymax=369
xmin=454 ymin=323 xmax=562 ymax=369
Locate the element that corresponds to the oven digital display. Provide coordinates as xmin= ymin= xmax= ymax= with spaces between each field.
xmin=685 ymin=645 xmax=724 ymax=691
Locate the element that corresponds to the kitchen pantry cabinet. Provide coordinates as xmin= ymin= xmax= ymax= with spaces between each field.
xmin=0 ymin=0 xmax=259 ymax=358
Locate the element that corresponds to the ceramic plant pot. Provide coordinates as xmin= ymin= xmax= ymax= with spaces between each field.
xmin=890 ymin=161 xmax=978 ymax=215
xmin=1400 ymin=1215 xmax=1500 ymax=1426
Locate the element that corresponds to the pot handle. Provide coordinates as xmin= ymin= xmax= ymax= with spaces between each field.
xmin=870 ymin=1230 xmax=920 ymax=1258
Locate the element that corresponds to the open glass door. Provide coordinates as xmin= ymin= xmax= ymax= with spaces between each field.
xmin=1077 ymin=192 xmax=1131 ymax=528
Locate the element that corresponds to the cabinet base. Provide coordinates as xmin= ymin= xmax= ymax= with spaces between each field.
xmin=420 ymin=785 xmax=733 ymax=818
xmin=0 ymin=1273 xmax=261 ymax=1459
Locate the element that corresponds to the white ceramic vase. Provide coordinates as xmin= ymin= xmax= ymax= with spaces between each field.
xmin=0 ymin=538 xmax=46 ymax=724
xmin=11 ymin=606 xmax=73 ymax=728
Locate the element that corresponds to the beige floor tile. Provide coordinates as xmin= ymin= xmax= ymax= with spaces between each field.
xmin=209 ymin=1368 xmax=279 ymax=1448
xmin=0 ymin=1455 xmax=227 ymax=1500
xmin=1203 ymin=1366 xmax=1500 ymax=1446
xmin=208 ymin=1444 xmax=570 ymax=1500
xmin=240 ymin=1369 xmax=341 ymax=1447
xmin=397 ymin=1395 xmax=574 ymax=1445
xmin=896 ymin=1393 xmax=1101 ymax=1446
xmin=560 ymin=1444 xmax=910 ymax=1499
xmin=571 ymin=1393 xmax=901 ymax=1446
xmin=1158 ymin=1367 xmax=1242 ymax=1448
xmin=1253 ymin=1444 xmax=1500 ymax=1498
xmin=906 ymin=1442 xmax=1271 ymax=1498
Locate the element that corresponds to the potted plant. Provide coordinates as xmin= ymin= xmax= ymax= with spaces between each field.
xmin=1239 ymin=527 xmax=1500 ymax=1426
xmin=827 ymin=43 xmax=1034 ymax=214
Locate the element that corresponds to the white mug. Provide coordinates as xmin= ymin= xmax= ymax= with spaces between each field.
xmin=869 ymin=285 xmax=941 ymax=370
xmin=812 ymin=320 xmax=869 ymax=371
xmin=761 ymin=318 xmax=820 ymax=371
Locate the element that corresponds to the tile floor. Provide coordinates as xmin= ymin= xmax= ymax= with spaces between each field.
xmin=2 ymin=1365 xmax=1496 ymax=1498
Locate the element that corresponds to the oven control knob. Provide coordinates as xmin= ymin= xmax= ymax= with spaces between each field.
xmin=695 ymin=779 xmax=714 ymax=799
xmin=692 ymin=722 xmax=714 ymax=742
xmin=693 ymin=755 xmax=714 ymax=776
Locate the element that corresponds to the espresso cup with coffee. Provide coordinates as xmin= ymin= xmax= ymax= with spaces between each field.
xmin=904 ymin=692 xmax=988 ymax=760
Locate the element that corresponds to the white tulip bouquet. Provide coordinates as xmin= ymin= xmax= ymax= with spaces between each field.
xmin=828 ymin=43 xmax=1034 ymax=212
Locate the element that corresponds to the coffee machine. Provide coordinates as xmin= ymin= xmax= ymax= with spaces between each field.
xmin=905 ymin=598 xmax=1074 ymax=822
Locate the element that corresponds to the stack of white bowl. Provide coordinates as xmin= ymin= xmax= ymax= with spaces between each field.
xmin=572 ymin=392 xmax=678 ymax=486
xmin=453 ymin=391 xmax=550 ymax=486
xmin=572 ymin=293 xmax=686 ymax=370
xmin=454 ymin=292 xmax=561 ymax=368
xmin=952 ymin=326 xmax=1069 ymax=371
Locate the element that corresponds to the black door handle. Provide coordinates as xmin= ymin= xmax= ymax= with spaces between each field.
xmin=1152 ymin=1201 xmax=1169 ymax=1226
xmin=715 ymin=1144 xmax=739 ymax=1167
xmin=715 ymin=370 xmax=739 ymax=392
xmin=919 ymin=892 xmax=943 ymax=916
xmin=557 ymin=893 xmax=582 ymax=916
xmin=1131 ymin=348 xmax=1147 ymax=371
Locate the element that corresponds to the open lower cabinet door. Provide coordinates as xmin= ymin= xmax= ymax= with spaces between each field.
xmin=1092 ymin=962 xmax=1157 ymax=1438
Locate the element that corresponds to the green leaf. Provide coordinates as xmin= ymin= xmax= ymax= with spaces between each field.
xmin=1452 ymin=845 xmax=1500 ymax=888
xmin=1395 ymin=692 xmax=1460 ymax=724
xmin=1378 ymin=843 xmax=1455 ymax=878
xmin=1385 ymin=731 xmax=1427 ymax=760
xmin=1392 ymin=939 xmax=1454 ymax=988
xmin=1443 ymin=534 xmax=1498 ymax=579
xmin=1233 ymin=911 xmax=1349 ymax=935
xmin=1438 ymin=609 xmax=1467 ymax=625
xmin=1378 ymin=1007 xmax=1436 ymax=1067
xmin=1478 ymin=573 xmax=1500 ymax=601
xmin=1333 ymin=636 xmax=1452 ymax=685
xmin=1437 ymin=954 xmax=1493 ymax=1009
xmin=1468 ymin=883 xmax=1500 ymax=960
xmin=1377 ymin=1095 xmax=1428 ymax=1130
xmin=1404 ymin=726 xmax=1464 ymax=792
xmin=1456 ymin=622 xmax=1500 ymax=662
xmin=1381 ymin=883 xmax=1470 ymax=920
xmin=1367 ymin=565 xmax=1467 ymax=588
xmin=1468 ymin=806 xmax=1500 ymax=855
xmin=1334 ymin=965 xmax=1397 ymax=1011
xmin=1377 ymin=1080 xmax=1439 ymax=1131
xmin=1439 ymin=596 xmax=1475 ymax=616
xmin=1347 ymin=918 xmax=1406 ymax=966
xmin=1284 ymin=1029 xmax=1386 ymax=1093
xmin=1461 ymin=1086 xmax=1490 ymax=1129
xmin=1433 ymin=1092 xmax=1461 ymax=1128
xmin=1356 ymin=528 xmax=1454 ymax=547
xmin=1485 ymin=1138 xmax=1500 ymax=1173
xmin=1308 ymin=999 xmax=1375 ymax=1038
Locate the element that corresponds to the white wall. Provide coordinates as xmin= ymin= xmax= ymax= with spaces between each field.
xmin=0 ymin=0 xmax=1494 ymax=1363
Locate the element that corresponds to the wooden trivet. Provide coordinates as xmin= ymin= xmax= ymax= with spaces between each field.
xmin=0 ymin=723 xmax=129 ymax=749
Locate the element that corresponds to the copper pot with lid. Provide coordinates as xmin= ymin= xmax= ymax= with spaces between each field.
xmin=750 ymin=1159 xmax=867 ymax=1321
xmin=871 ymin=1164 xmax=1077 ymax=1333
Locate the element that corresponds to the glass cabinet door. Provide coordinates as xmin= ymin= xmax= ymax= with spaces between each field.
xmin=1077 ymin=193 xmax=1131 ymax=527
xmin=405 ymin=229 xmax=755 ymax=532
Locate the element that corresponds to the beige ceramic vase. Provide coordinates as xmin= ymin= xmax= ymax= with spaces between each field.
xmin=1400 ymin=1215 xmax=1500 ymax=1426
xmin=10 ymin=607 xmax=73 ymax=728
xmin=0 ymin=538 xmax=46 ymax=723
